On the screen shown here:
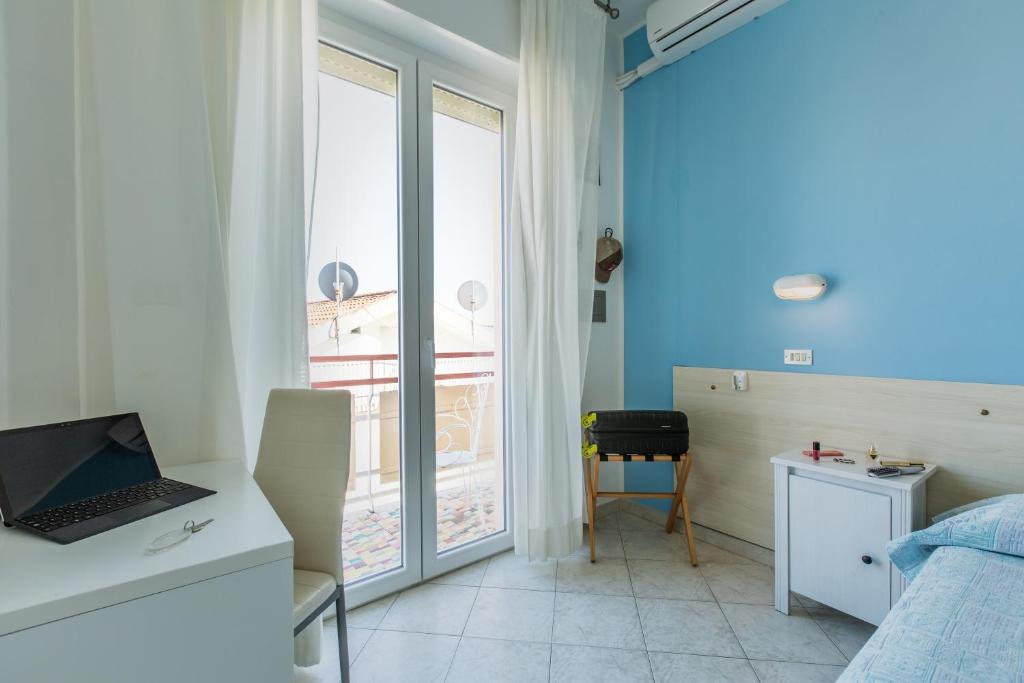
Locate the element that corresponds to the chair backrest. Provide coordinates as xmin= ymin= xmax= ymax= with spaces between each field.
xmin=254 ymin=388 xmax=351 ymax=586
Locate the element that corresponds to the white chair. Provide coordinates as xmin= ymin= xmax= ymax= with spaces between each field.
xmin=254 ymin=388 xmax=352 ymax=683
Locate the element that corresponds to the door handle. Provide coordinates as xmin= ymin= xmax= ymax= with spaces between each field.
xmin=423 ymin=338 xmax=435 ymax=371
xmin=861 ymin=555 xmax=873 ymax=565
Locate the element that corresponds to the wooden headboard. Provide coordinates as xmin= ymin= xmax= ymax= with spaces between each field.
xmin=673 ymin=366 xmax=1024 ymax=549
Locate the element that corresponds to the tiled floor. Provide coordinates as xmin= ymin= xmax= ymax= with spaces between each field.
xmin=296 ymin=509 xmax=875 ymax=683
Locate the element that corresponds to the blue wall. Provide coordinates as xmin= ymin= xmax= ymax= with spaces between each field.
xmin=623 ymin=0 xmax=1024 ymax=502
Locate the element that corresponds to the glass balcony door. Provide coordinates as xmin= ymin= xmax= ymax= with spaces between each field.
xmin=417 ymin=65 xmax=514 ymax=579
xmin=310 ymin=28 xmax=513 ymax=607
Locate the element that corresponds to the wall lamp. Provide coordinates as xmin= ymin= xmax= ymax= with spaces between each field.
xmin=773 ymin=274 xmax=827 ymax=301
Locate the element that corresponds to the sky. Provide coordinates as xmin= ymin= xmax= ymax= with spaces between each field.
xmin=308 ymin=72 xmax=501 ymax=331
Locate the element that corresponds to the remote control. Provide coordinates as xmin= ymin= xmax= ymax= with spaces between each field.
xmin=867 ymin=465 xmax=925 ymax=478
xmin=867 ymin=466 xmax=901 ymax=478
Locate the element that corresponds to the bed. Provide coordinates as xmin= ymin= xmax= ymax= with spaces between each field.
xmin=840 ymin=495 xmax=1024 ymax=682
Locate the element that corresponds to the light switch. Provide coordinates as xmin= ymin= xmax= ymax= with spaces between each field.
xmin=784 ymin=349 xmax=813 ymax=366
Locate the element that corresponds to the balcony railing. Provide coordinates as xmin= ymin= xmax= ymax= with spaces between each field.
xmin=309 ymin=351 xmax=495 ymax=389
xmin=309 ymin=350 xmax=498 ymax=508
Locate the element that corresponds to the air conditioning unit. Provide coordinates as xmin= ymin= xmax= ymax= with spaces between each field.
xmin=649 ymin=0 xmax=788 ymax=65
xmin=617 ymin=0 xmax=789 ymax=89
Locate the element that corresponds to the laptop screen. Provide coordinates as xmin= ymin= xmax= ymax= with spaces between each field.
xmin=0 ymin=413 xmax=160 ymax=520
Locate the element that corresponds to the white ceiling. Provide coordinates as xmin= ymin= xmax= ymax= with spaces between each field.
xmin=605 ymin=0 xmax=654 ymax=38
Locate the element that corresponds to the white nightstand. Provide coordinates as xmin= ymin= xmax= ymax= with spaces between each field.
xmin=772 ymin=449 xmax=937 ymax=626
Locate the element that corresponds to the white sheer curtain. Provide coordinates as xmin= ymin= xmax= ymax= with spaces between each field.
xmin=510 ymin=0 xmax=607 ymax=561
xmin=0 ymin=0 xmax=317 ymax=470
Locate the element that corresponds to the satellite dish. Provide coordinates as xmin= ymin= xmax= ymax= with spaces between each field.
xmin=457 ymin=280 xmax=488 ymax=312
xmin=318 ymin=261 xmax=359 ymax=302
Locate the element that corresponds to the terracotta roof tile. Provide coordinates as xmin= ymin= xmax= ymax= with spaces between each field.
xmin=307 ymin=290 xmax=396 ymax=327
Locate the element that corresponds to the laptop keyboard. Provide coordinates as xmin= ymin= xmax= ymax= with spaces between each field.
xmin=18 ymin=478 xmax=191 ymax=533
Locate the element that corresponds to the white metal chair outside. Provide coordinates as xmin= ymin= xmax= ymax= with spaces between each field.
xmin=435 ymin=377 xmax=491 ymax=497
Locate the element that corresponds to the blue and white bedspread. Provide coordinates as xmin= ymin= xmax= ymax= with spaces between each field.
xmin=840 ymin=495 xmax=1024 ymax=682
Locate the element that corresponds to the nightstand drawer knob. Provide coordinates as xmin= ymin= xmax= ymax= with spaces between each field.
xmin=861 ymin=555 xmax=873 ymax=565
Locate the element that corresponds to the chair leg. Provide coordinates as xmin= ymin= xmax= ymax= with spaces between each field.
xmin=336 ymin=589 xmax=350 ymax=683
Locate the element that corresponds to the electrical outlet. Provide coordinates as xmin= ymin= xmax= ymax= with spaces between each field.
xmin=784 ymin=349 xmax=813 ymax=366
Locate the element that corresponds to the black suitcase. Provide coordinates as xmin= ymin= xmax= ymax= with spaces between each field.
xmin=586 ymin=410 xmax=689 ymax=455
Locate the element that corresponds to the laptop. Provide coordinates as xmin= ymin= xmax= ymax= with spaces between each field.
xmin=0 ymin=413 xmax=215 ymax=544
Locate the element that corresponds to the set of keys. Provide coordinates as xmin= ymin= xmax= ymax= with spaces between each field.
xmin=146 ymin=518 xmax=215 ymax=553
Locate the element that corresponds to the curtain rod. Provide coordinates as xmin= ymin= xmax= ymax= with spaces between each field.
xmin=594 ymin=0 xmax=620 ymax=19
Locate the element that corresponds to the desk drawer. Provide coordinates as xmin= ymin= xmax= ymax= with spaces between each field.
xmin=0 ymin=558 xmax=292 ymax=683
xmin=788 ymin=475 xmax=891 ymax=625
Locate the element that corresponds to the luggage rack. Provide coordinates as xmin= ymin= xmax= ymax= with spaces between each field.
xmin=582 ymin=412 xmax=699 ymax=566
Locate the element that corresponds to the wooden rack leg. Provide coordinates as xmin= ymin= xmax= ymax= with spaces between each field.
xmin=590 ymin=456 xmax=602 ymax=562
xmin=666 ymin=461 xmax=685 ymax=534
xmin=678 ymin=455 xmax=698 ymax=566
xmin=587 ymin=452 xmax=696 ymax=565
xmin=584 ymin=456 xmax=597 ymax=563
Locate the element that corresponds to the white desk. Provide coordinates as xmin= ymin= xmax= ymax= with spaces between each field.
xmin=0 ymin=459 xmax=294 ymax=682
xmin=771 ymin=449 xmax=937 ymax=625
